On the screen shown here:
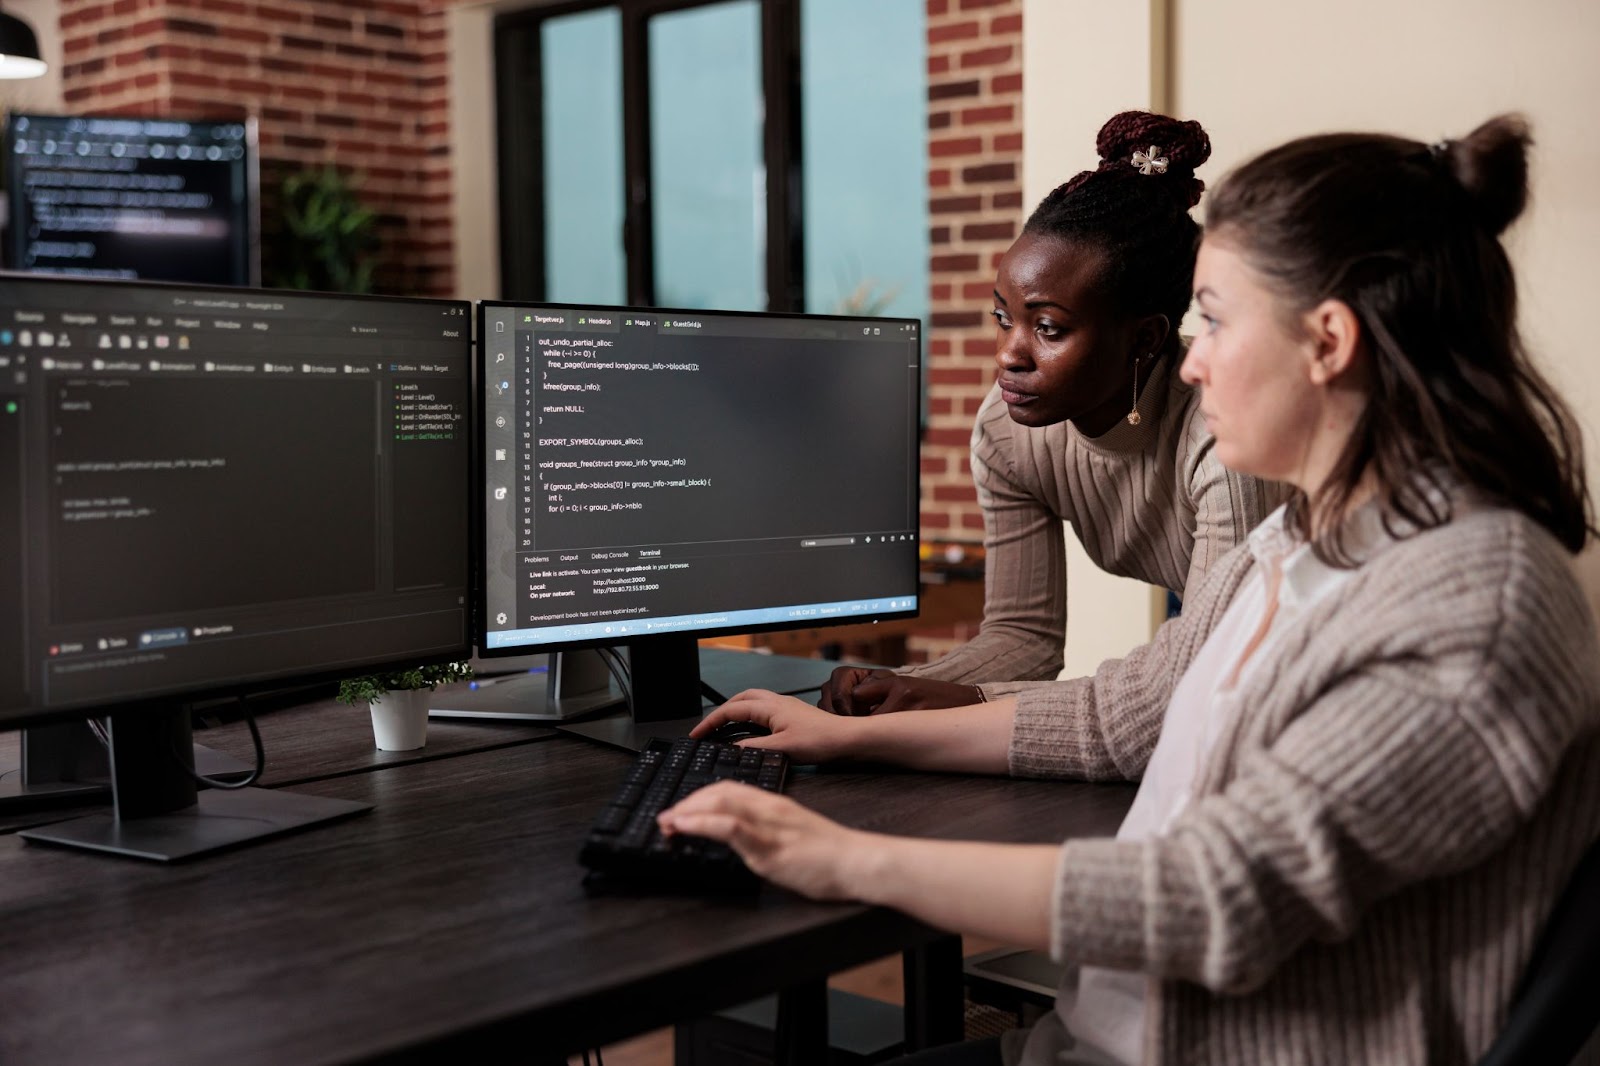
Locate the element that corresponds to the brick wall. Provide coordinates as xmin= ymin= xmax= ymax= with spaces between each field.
xmin=913 ymin=0 xmax=1023 ymax=662
xmin=922 ymin=0 xmax=1021 ymax=541
xmin=57 ymin=0 xmax=456 ymax=296
xmin=51 ymin=0 xmax=1017 ymax=663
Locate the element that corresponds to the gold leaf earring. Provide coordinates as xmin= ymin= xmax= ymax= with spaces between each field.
xmin=1127 ymin=355 xmax=1148 ymax=426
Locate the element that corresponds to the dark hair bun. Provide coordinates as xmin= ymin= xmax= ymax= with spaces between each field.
xmin=1095 ymin=110 xmax=1212 ymax=208
xmin=1440 ymin=113 xmax=1531 ymax=237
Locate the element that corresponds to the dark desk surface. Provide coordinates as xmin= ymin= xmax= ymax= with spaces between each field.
xmin=1 ymin=645 xmax=841 ymax=834
xmin=0 ymin=698 xmax=554 ymax=834
xmin=0 ymin=734 xmax=1133 ymax=1065
xmin=194 ymin=694 xmax=556 ymax=788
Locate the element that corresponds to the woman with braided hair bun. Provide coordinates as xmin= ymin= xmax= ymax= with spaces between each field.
xmin=819 ymin=111 xmax=1287 ymax=716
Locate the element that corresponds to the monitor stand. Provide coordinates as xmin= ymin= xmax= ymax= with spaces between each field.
xmin=557 ymin=712 xmax=707 ymax=753
xmin=427 ymin=650 xmax=624 ymax=723
xmin=555 ymin=640 xmax=844 ymax=753
xmin=0 ymin=720 xmax=252 ymax=814
xmin=18 ymin=707 xmax=369 ymax=862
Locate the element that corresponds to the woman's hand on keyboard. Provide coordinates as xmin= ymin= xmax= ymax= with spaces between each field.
xmin=691 ymin=688 xmax=863 ymax=765
xmin=657 ymin=781 xmax=868 ymax=900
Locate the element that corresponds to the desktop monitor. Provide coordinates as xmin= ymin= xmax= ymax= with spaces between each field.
xmin=0 ymin=273 xmax=473 ymax=859
xmin=4 ymin=112 xmax=260 ymax=286
xmin=473 ymin=302 xmax=922 ymax=750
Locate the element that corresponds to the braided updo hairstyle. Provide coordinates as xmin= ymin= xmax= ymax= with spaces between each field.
xmin=1023 ymin=111 xmax=1212 ymax=344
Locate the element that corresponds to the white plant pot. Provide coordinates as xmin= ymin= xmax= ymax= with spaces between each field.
xmin=368 ymin=689 xmax=430 ymax=751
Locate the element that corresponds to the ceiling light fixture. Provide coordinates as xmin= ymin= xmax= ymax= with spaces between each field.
xmin=0 ymin=7 xmax=48 ymax=80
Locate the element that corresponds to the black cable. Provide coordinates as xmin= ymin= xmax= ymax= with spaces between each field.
xmin=596 ymin=646 xmax=630 ymax=700
xmin=176 ymin=696 xmax=265 ymax=789
xmin=700 ymin=680 xmax=730 ymax=705
xmin=595 ymin=1050 xmax=604 ymax=1066
xmin=595 ymin=646 xmax=633 ymax=710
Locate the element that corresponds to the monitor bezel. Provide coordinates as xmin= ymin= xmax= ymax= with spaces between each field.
xmin=2 ymin=110 xmax=263 ymax=287
xmin=473 ymin=298 xmax=924 ymax=660
xmin=0 ymin=272 xmax=476 ymax=732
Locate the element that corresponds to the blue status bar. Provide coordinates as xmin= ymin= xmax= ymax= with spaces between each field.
xmin=486 ymin=597 xmax=919 ymax=649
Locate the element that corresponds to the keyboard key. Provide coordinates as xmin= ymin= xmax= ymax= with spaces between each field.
xmin=578 ymin=736 xmax=790 ymax=892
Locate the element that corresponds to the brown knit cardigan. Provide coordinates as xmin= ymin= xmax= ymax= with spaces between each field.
xmin=989 ymin=506 xmax=1600 ymax=1065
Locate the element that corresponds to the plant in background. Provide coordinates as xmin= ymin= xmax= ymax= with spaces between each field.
xmin=267 ymin=165 xmax=380 ymax=294
xmin=833 ymin=278 xmax=902 ymax=318
xmin=336 ymin=661 xmax=472 ymax=706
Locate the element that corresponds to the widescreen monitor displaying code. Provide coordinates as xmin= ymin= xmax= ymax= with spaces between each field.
xmin=0 ymin=276 xmax=471 ymax=723
xmin=481 ymin=304 xmax=922 ymax=651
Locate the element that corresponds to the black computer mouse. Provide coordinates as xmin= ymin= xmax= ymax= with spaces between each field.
xmin=706 ymin=720 xmax=773 ymax=743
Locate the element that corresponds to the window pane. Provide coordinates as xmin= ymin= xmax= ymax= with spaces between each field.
xmin=802 ymin=0 xmax=927 ymax=322
xmin=649 ymin=1 xmax=765 ymax=311
xmin=543 ymin=8 xmax=625 ymax=303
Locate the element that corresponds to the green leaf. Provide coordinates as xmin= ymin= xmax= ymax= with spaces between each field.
xmin=265 ymin=165 xmax=381 ymax=294
xmin=335 ymin=661 xmax=473 ymax=704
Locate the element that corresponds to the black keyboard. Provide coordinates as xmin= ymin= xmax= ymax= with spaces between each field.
xmin=579 ymin=736 xmax=789 ymax=892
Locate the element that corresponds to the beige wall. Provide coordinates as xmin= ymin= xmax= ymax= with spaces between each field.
xmin=1023 ymin=0 xmax=1168 ymax=680
xmin=1175 ymin=0 xmax=1600 ymax=618
xmin=449 ymin=2 xmax=504 ymax=303
xmin=1174 ymin=0 xmax=1600 ymax=466
xmin=1025 ymin=0 xmax=1600 ymax=674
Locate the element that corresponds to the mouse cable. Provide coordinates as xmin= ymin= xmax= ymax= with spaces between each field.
xmin=78 ymin=710 xmax=264 ymax=789
xmin=173 ymin=695 xmax=265 ymax=789
xmin=595 ymin=646 xmax=634 ymax=710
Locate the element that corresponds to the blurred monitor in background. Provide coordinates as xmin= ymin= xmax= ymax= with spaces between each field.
xmin=4 ymin=112 xmax=259 ymax=286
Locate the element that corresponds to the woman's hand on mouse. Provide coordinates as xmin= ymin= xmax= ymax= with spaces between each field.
xmin=690 ymin=689 xmax=862 ymax=764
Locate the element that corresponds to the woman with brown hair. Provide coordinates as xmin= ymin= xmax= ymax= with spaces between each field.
xmin=819 ymin=111 xmax=1284 ymax=716
xmin=665 ymin=114 xmax=1600 ymax=1065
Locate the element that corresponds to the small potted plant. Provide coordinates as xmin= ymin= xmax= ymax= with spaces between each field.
xmin=336 ymin=661 xmax=472 ymax=751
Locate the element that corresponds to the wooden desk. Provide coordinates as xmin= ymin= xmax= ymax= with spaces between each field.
xmin=0 ymin=734 xmax=1132 ymax=1064
xmin=0 ymin=647 xmax=836 ymax=836
xmin=0 ymin=700 xmax=554 ymax=835
xmin=191 ymin=694 xmax=556 ymax=788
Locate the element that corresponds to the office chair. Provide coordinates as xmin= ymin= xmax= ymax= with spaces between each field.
xmin=1476 ymin=833 xmax=1600 ymax=1066
xmin=961 ymin=946 xmax=1061 ymax=1028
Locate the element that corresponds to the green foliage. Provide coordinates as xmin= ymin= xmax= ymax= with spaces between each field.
xmin=267 ymin=165 xmax=379 ymax=294
xmin=834 ymin=278 xmax=902 ymax=317
xmin=336 ymin=661 xmax=472 ymax=705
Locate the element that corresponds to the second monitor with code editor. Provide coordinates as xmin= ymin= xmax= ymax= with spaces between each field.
xmin=472 ymin=303 xmax=923 ymax=750
xmin=0 ymin=273 xmax=473 ymax=859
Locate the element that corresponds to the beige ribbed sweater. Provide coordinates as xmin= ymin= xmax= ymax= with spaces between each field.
xmin=992 ymin=506 xmax=1600 ymax=1065
xmin=909 ymin=356 xmax=1286 ymax=684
